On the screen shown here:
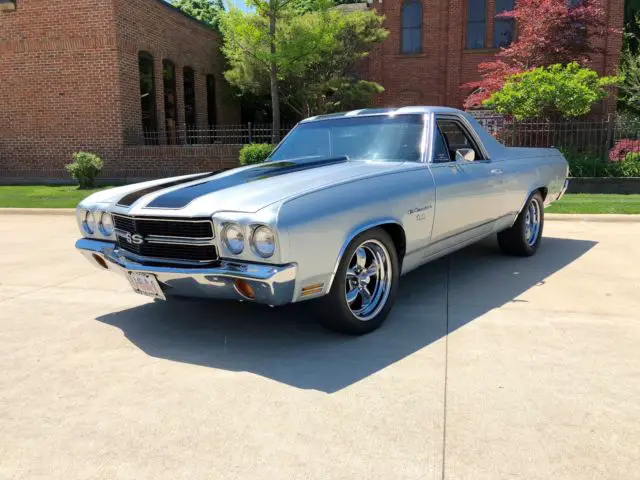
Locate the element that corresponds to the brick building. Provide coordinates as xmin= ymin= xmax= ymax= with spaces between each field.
xmin=365 ymin=0 xmax=624 ymax=109
xmin=0 ymin=0 xmax=240 ymax=182
xmin=0 ymin=0 xmax=625 ymax=181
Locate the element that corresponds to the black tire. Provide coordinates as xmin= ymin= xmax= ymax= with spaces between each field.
xmin=319 ymin=228 xmax=400 ymax=335
xmin=498 ymin=191 xmax=544 ymax=256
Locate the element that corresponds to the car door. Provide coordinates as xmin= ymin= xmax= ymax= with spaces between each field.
xmin=428 ymin=115 xmax=500 ymax=248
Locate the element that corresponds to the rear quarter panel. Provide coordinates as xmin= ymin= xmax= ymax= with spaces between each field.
xmin=498 ymin=147 xmax=569 ymax=217
xmin=277 ymin=165 xmax=436 ymax=302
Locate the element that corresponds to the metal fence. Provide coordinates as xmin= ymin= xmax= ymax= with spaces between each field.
xmin=472 ymin=114 xmax=640 ymax=177
xmin=125 ymin=124 xmax=294 ymax=146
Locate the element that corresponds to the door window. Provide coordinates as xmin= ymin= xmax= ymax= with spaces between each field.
xmin=436 ymin=118 xmax=484 ymax=161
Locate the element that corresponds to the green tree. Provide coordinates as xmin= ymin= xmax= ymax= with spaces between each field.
xmin=171 ymin=0 xmax=224 ymax=29
xmin=484 ymin=63 xmax=618 ymax=120
xmin=219 ymin=3 xmax=387 ymax=139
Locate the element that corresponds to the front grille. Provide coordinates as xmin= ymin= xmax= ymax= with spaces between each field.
xmin=113 ymin=214 xmax=217 ymax=263
xmin=113 ymin=215 xmax=213 ymax=238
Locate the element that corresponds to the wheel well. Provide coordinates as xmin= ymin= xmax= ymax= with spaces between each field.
xmin=538 ymin=187 xmax=548 ymax=201
xmin=379 ymin=223 xmax=407 ymax=263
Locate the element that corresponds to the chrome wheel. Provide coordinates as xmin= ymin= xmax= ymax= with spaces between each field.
xmin=345 ymin=239 xmax=393 ymax=322
xmin=524 ymin=198 xmax=541 ymax=246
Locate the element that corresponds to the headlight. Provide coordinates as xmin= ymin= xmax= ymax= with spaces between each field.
xmin=99 ymin=212 xmax=114 ymax=236
xmin=251 ymin=225 xmax=276 ymax=258
xmin=83 ymin=210 xmax=97 ymax=235
xmin=222 ymin=223 xmax=244 ymax=254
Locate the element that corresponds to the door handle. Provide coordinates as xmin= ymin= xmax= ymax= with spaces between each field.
xmin=491 ymin=169 xmax=504 ymax=175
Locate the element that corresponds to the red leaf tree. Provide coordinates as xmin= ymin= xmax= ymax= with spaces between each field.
xmin=464 ymin=0 xmax=612 ymax=109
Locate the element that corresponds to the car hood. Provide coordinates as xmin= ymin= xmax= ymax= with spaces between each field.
xmin=87 ymin=158 xmax=413 ymax=217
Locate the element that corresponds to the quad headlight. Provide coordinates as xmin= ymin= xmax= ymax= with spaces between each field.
xmin=99 ymin=212 xmax=114 ymax=236
xmin=222 ymin=223 xmax=245 ymax=254
xmin=82 ymin=210 xmax=97 ymax=235
xmin=251 ymin=225 xmax=276 ymax=258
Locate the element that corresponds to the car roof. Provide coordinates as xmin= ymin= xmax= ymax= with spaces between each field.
xmin=300 ymin=106 xmax=465 ymax=123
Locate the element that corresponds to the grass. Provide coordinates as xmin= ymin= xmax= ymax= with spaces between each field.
xmin=546 ymin=194 xmax=640 ymax=214
xmin=0 ymin=187 xmax=639 ymax=214
xmin=0 ymin=185 xmax=108 ymax=208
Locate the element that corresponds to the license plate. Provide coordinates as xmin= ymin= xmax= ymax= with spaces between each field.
xmin=127 ymin=272 xmax=166 ymax=300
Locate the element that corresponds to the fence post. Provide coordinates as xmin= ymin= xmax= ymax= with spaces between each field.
xmin=604 ymin=114 xmax=614 ymax=160
xmin=248 ymin=122 xmax=253 ymax=144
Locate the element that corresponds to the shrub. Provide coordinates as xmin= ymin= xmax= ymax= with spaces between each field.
xmin=560 ymin=148 xmax=607 ymax=177
xmin=484 ymin=63 xmax=618 ymax=120
xmin=609 ymin=139 xmax=640 ymax=162
xmin=618 ymin=153 xmax=640 ymax=177
xmin=239 ymin=144 xmax=274 ymax=166
xmin=65 ymin=152 xmax=104 ymax=189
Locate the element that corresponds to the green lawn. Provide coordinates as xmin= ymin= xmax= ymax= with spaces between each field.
xmin=546 ymin=194 xmax=640 ymax=214
xmin=0 ymin=187 xmax=639 ymax=214
xmin=0 ymin=185 xmax=108 ymax=208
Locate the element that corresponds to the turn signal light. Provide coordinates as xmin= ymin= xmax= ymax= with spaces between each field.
xmin=234 ymin=279 xmax=256 ymax=300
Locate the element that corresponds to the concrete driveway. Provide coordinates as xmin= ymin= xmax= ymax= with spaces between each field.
xmin=0 ymin=214 xmax=638 ymax=480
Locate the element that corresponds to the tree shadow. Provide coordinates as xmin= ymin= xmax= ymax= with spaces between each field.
xmin=96 ymin=236 xmax=596 ymax=393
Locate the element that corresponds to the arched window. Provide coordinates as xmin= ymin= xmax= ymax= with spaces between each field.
xmin=163 ymin=59 xmax=177 ymax=144
xmin=138 ymin=51 xmax=157 ymax=144
xmin=206 ymin=74 xmax=217 ymax=127
xmin=183 ymin=66 xmax=196 ymax=129
xmin=401 ymin=0 xmax=422 ymax=54
xmin=467 ymin=0 xmax=486 ymax=49
xmin=494 ymin=0 xmax=515 ymax=48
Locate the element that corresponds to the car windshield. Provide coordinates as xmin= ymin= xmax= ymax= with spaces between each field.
xmin=269 ymin=114 xmax=425 ymax=163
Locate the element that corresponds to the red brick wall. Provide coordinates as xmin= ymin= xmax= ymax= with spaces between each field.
xmin=368 ymin=0 xmax=624 ymax=110
xmin=0 ymin=0 xmax=241 ymax=182
xmin=0 ymin=0 xmax=120 ymax=178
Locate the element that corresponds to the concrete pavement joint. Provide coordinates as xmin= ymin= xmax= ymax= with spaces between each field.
xmin=0 ymin=273 xmax=96 ymax=305
xmin=441 ymin=255 xmax=451 ymax=480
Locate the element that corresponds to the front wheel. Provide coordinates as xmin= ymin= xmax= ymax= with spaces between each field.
xmin=498 ymin=191 xmax=544 ymax=256
xmin=319 ymin=228 xmax=399 ymax=335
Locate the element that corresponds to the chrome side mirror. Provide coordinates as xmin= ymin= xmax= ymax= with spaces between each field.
xmin=455 ymin=148 xmax=476 ymax=162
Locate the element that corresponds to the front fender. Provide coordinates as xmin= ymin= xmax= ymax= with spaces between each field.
xmin=277 ymin=167 xmax=434 ymax=302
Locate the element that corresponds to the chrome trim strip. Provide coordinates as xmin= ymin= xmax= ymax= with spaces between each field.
xmin=114 ymin=230 xmax=215 ymax=246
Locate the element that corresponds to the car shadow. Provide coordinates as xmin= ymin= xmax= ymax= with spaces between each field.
xmin=96 ymin=236 xmax=597 ymax=393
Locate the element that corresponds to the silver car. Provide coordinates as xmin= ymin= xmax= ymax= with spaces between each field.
xmin=76 ymin=107 xmax=569 ymax=334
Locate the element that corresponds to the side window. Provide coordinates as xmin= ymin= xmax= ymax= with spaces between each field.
xmin=432 ymin=127 xmax=451 ymax=163
xmin=436 ymin=118 xmax=484 ymax=160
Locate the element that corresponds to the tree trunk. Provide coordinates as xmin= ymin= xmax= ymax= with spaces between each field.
xmin=269 ymin=7 xmax=281 ymax=144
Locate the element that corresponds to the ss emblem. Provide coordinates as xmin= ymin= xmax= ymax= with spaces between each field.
xmin=125 ymin=232 xmax=144 ymax=245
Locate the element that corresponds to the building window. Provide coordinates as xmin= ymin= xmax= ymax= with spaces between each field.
xmin=138 ymin=52 xmax=158 ymax=144
xmin=494 ymin=0 xmax=515 ymax=48
xmin=163 ymin=59 xmax=177 ymax=144
xmin=466 ymin=0 xmax=486 ymax=49
xmin=206 ymin=74 xmax=217 ymax=127
xmin=401 ymin=0 xmax=422 ymax=54
xmin=183 ymin=66 xmax=196 ymax=128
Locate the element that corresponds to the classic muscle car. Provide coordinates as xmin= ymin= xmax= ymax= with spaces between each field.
xmin=76 ymin=107 xmax=569 ymax=334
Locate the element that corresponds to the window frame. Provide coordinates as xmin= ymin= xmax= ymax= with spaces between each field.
xmin=431 ymin=114 xmax=489 ymax=164
xmin=138 ymin=51 xmax=158 ymax=145
xmin=466 ymin=0 xmax=487 ymax=50
xmin=493 ymin=0 xmax=515 ymax=48
xmin=400 ymin=0 xmax=423 ymax=55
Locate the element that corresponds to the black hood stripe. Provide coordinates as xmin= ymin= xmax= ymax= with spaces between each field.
xmin=117 ymin=173 xmax=213 ymax=207
xmin=146 ymin=157 xmax=349 ymax=209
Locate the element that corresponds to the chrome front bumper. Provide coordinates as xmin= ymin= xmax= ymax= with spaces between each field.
xmin=75 ymin=238 xmax=297 ymax=306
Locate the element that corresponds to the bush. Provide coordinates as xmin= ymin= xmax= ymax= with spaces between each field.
xmin=65 ymin=152 xmax=104 ymax=189
xmin=484 ymin=63 xmax=618 ymax=120
xmin=239 ymin=144 xmax=274 ymax=166
xmin=609 ymin=139 xmax=640 ymax=162
xmin=619 ymin=153 xmax=640 ymax=177
xmin=561 ymin=147 xmax=640 ymax=178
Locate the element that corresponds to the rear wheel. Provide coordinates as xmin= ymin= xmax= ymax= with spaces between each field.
xmin=498 ymin=191 xmax=544 ymax=256
xmin=319 ymin=228 xmax=399 ymax=335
